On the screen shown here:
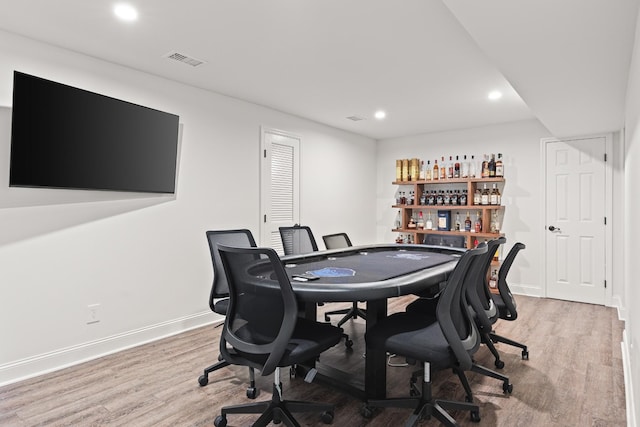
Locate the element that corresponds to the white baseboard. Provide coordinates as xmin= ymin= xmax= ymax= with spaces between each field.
xmin=509 ymin=282 xmax=542 ymax=298
xmin=623 ymin=329 xmax=637 ymax=427
xmin=0 ymin=311 xmax=221 ymax=387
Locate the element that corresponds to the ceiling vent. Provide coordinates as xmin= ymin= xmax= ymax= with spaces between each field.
xmin=346 ymin=116 xmax=365 ymax=122
xmin=164 ymin=52 xmax=206 ymax=67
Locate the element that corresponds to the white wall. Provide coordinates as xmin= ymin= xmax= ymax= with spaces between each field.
xmin=376 ymin=119 xmax=551 ymax=295
xmin=0 ymin=30 xmax=377 ymax=385
xmin=624 ymin=6 xmax=640 ymax=425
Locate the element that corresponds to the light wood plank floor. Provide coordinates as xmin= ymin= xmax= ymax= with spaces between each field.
xmin=0 ymin=295 xmax=626 ymax=426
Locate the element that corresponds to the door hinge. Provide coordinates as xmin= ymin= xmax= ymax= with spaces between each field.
xmin=264 ymin=214 xmax=267 ymax=223
xmin=604 ymin=217 xmax=607 ymax=225
xmin=604 ymin=153 xmax=607 ymax=162
xmin=604 ymin=280 xmax=607 ymax=289
xmin=264 ymin=149 xmax=267 ymax=158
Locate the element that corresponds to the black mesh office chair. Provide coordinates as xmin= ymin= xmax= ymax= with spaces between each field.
xmin=490 ymin=242 xmax=529 ymax=360
xmin=321 ymin=233 xmax=367 ymax=326
xmin=405 ymin=240 xmax=512 ymax=400
xmin=213 ymin=245 xmax=343 ymax=427
xmin=279 ymin=225 xmax=319 ymax=255
xmin=362 ymin=244 xmax=487 ymax=426
xmin=198 ymin=229 xmax=258 ymax=399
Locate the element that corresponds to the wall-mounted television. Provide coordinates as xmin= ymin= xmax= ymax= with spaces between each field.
xmin=9 ymin=71 xmax=180 ymax=194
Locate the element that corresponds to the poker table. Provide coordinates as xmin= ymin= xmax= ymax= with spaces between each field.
xmin=276 ymin=243 xmax=465 ymax=400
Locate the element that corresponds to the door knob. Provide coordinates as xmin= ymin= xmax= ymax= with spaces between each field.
xmin=548 ymin=225 xmax=561 ymax=232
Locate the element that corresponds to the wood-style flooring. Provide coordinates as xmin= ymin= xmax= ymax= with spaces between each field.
xmin=0 ymin=295 xmax=626 ymax=426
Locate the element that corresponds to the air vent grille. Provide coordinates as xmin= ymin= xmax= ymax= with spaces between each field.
xmin=164 ymin=52 xmax=206 ymax=67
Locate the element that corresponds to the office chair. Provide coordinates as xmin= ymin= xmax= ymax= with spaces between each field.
xmin=198 ymin=229 xmax=258 ymax=399
xmin=489 ymin=242 xmax=529 ymax=360
xmin=362 ymin=244 xmax=487 ymax=426
xmin=280 ymin=226 xmax=353 ymax=348
xmin=321 ymin=233 xmax=367 ymax=326
xmin=279 ymin=225 xmax=319 ymax=255
xmin=213 ymin=245 xmax=343 ymax=427
xmin=405 ymin=240 xmax=513 ymax=400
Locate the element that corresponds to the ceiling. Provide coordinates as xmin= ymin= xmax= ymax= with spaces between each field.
xmin=0 ymin=0 xmax=637 ymax=140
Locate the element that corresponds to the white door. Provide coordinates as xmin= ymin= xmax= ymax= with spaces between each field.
xmin=545 ymin=137 xmax=606 ymax=305
xmin=259 ymin=127 xmax=300 ymax=254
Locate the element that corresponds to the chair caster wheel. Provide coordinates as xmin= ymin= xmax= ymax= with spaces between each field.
xmin=321 ymin=410 xmax=334 ymax=424
xmin=198 ymin=375 xmax=208 ymax=387
xmin=214 ymin=415 xmax=227 ymax=427
xmin=345 ymin=339 xmax=354 ymax=349
xmin=361 ymin=405 xmax=375 ymax=419
xmin=495 ymin=359 xmax=505 ymax=369
xmin=470 ymin=409 xmax=481 ymax=423
xmin=503 ymin=382 xmax=513 ymax=394
xmin=246 ymin=387 xmax=258 ymax=399
xmin=522 ymin=350 xmax=529 ymax=360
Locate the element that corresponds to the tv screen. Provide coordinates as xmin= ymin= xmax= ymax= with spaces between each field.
xmin=9 ymin=71 xmax=179 ymax=193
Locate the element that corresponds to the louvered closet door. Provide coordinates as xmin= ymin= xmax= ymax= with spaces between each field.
xmin=260 ymin=127 xmax=300 ymax=254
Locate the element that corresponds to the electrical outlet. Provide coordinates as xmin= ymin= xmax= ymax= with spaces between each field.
xmin=87 ymin=304 xmax=101 ymax=324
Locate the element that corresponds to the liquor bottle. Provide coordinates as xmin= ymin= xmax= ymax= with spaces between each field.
xmin=460 ymin=189 xmax=468 ymax=206
xmin=464 ymin=211 xmax=472 ymax=231
xmin=417 ymin=211 xmax=425 ymax=229
xmin=433 ymin=159 xmax=439 ymax=180
xmin=496 ymin=153 xmax=504 ymax=177
xmin=469 ymin=155 xmax=477 ymax=178
xmin=395 ymin=210 xmax=402 ymax=229
xmin=408 ymin=215 xmax=416 ymax=229
xmin=481 ymin=183 xmax=490 ymax=205
xmin=488 ymin=154 xmax=496 ymax=177
xmin=474 ymin=187 xmax=482 ymax=205
xmin=440 ymin=157 xmax=446 ymax=180
xmin=481 ymin=155 xmax=489 ymax=178
xmin=489 ymin=270 xmax=498 ymax=289
xmin=474 ymin=210 xmax=483 ymax=233
xmin=408 ymin=190 xmax=415 ymax=205
xmin=436 ymin=191 xmax=444 ymax=206
xmin=451 ymin=190 xmax=459 ymax=206
xmin=492 ymin=209 xmax=500 ymax=232
xmin=443 ymin=190 xmax=451 ymax=206
xmin=490 ymin=210 xmax=497 ymax=233
xmin=461 ymin=154 xmax=469 ymax=178
xmin=419 ymin=190 xmax=427 ymax=205
xmin=448 ymin=156 xmax=454 ymax=179
xmin=426 ymin=160 xmax=432 ymax=180
xmin=419 ymin=160 xmax=425 ymax=180
xmin=455 ymin=212 xmax=461 ymax=231
xmin=490 ymin=183 xmax=499 ymax=205
xmin=454 ymin=155 xmax=461 ymax=178
xmin=426 ymin=212 xmax=434 ymax=230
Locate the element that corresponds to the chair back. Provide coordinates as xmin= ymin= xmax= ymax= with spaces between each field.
xmin=206 ymin=229 xmax=256 ymax=314
xmin=322 ymin=232 xmax=352 ymax=250
xmin=496 ymin=242 xmax=526 ymax=320
xmin=423 ymin=233 xmax=466 ymax=248
xmin=465 ymin=237 xmax=505 ymax=330
xmin=436 ymin=243 xmax=487 ymax=371
xmin=217 ymin=245 xmax=298 ymax=376
xmin=279 ymin=225 xmax=319 ymax=255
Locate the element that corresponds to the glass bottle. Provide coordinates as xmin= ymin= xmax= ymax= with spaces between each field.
xmin=451 ymin=190 xmax=459 ymax=206
xmin=448 ymin=156 xmax=454 ymax=179
xmin=481 ymin=154 xmax=490 ymax=178
xmin=433 ymin=159 xmax=439 ymax=181
xmin=440 ymin=157 xmax=446 ymax=180
xmin=481 ymin=183 xmax=490 ymax=205
xmin=417 ymin=211 xmax=425 ymax=229
xmin=395 ymin=210 xmax=402 ymax=229
xmin=443 ymin=189 xmax=451 ymax=206
xmin=464 ymin=211 xmax=472 ymax=231
xmin=436 ymin=190 xmax=444 ymax=206
xmin=495 ymin=153 xmax=504 ymax=177
xmin=426 ymin=212 xmax=434 ymax=230
xmin=461 ymin=154 xmax=469 ymax=178
xmin=474 ymin=210 xmax=483 ymax=233
xmin=454 ymin=155 xmax=461 ymax=178
xmin=460 ymin=189 xmax=468 ymax=206
xmin=419 ymin=160 xmax=426 ymax=180
xmin=455 ymin=212 xmax=461 ymax=231
xmin=426 ymin=160 xmax=432 ymax=181
xmin=474 ymin=187 xmax=482 ymax=205
xmin=469 ymin=155 xmax=477 ymax=178
xmin=488 ymin=154 xmax=496 ymax=177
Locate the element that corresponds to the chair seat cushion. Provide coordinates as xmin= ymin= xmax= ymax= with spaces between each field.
xmin=365 ymin=312 xmax=455 ymax=370
xmin=236 ymin=319 xmax=343 ymax=369
xmin=491 ymin=294 xmax=516 ymax=320
xmin=404 ymin=297 xmax=439 ymax=323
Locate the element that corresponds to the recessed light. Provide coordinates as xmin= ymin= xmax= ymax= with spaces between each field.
xmin=114 ymin=3 xmax=138 ymax=21
xmin=488 ymin=91 xmax=503 ymax=101
xmin=374 ymin=110 xmax=387 ymax=120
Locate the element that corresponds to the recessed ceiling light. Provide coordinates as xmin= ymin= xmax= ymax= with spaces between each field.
xmin=114 ymin=3 xmax=138 ymax=22
xmin=374 ymin=110 xmax=387 ymax=120
xmin=488 ymin=91 xmax=503 ymax=101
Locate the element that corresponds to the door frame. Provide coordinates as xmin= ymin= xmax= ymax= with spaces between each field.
xmin=539 ymin=134 xmax=613 ymax=305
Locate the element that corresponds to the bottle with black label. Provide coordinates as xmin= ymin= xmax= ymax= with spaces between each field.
xmin=488 ymin=154 xmax=496 ymax=177
xmin=464 ymin=211 xmax=472 ymax=231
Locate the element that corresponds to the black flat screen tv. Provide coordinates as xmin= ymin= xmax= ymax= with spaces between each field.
xmin=9 ymin=71 xmax=180 ymax=193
